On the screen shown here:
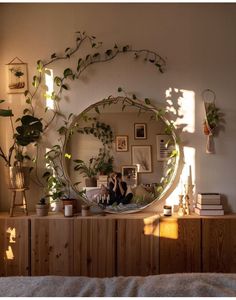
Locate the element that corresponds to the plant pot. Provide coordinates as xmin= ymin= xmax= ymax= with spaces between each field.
xmin=85 ymin=177 xmax=97 ymax=187
xmin=62 ymin=198 xmax=77 ymax=214
xmin=8 ymin=166 xmax=30 ymax=189
xmin=36 ymin=204 xmax=49 ymax=217
xmin=203 ymin=122 xmax=211 ymax=136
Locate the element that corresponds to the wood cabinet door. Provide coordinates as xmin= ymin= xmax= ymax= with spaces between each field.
xmin=31 ymin=218 xmax=74 ymax=275
xmin=0 ymin=218 xmax=30 ymax=276
xmin=74 ymin=218 xmax=116 ymax=277
xmin=159 ymin=218 xmax=201 ymax=274
xmin=202 ymin=218 xmax=236 ymax=272
xmin=117 ymin=217 xmax=159 ymax=276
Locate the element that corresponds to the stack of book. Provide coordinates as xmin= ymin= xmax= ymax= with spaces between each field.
xmin=195 ymin=193 xmax=224 ymax=216
xmin=97 ymin=175 xmax=108 ymax=188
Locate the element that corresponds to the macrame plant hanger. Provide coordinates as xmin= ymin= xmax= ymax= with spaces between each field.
xmin=202 ymin=88 xmax=216 ymax=154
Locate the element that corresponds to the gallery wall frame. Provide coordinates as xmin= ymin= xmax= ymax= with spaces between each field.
xmin=121 ymin=165 xmax=138 ymax=186
xmin=6 ymin=57 xmax=28 ymax=94
xmin=131 ymin=145 xmax=152 ymax=173
xmin=115 ymin=135 xmax=129 ymax=152
xmin=134 ymin=123 xmax=147 ymax=140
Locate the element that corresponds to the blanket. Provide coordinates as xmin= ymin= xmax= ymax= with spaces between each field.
xmin=1 ymin=273 xmax=236 ymax=297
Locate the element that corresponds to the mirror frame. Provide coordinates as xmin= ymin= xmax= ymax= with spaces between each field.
xmin=62 ymin=96 xmax=180 ymax=214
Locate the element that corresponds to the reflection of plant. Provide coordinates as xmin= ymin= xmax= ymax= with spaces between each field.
xmin=73 ymin=157 xmax=98 ymax=178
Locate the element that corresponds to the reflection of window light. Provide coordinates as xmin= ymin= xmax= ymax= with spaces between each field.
xmin=176 ymin=89 xmax=195 ymax=133
xmin=166 ymin=146 xmax=195 ymax=206
xmin=45 ymin=68 xmax=54 ymax=110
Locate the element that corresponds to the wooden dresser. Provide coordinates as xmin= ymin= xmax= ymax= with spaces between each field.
xmin=1 ymin=212 xmax=236 ymax=277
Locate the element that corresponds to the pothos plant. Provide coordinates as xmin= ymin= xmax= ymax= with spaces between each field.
xmin=0 ymin=31 xmax=166 ymax=196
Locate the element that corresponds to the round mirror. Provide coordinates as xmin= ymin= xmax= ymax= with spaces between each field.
xmin=63 ymin=96 xmax=179 ymax=213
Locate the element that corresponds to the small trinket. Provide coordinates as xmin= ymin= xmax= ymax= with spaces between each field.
xmin=64 ymin=204 xmax=73 ymax=217
xmin=163 ymin=205 xmax=172 ymax=216
xmin=81 ymin=204 xmax=90 ymax=217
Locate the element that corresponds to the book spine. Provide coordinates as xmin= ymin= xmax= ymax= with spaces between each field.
xmin=197 ymin=198 xmax=221 ymax=205
xmin=197 ymin=203 xmax=223 ymax=210
xmin=194 ymin=207 xmax=224 ymax=216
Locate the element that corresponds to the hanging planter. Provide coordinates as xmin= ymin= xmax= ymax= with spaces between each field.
xmin=202 ymin=89 xmax=223 ymax=154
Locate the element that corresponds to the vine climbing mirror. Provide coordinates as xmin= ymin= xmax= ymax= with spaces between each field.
xmin=62 ymin=96 xmax=180 ymax=213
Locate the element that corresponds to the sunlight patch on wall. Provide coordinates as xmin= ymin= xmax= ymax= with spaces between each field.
xmin=143 ymin=216 xmax=159 ymax=237
xmin=6 ymin=246 xmax=14 ymax=260
xmin=166 ymin=88 xmax=195 ymax=133
xmin=45 ymin=68 xmax=54 ymax=110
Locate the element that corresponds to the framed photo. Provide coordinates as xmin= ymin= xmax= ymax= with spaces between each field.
xmin=134 ymin=123 xmax=147 ymax=139
xmin=122 ymin=165 xmax=138 ymax=186
xmin=116 ymin=135 xmax=128 ymax=152
xmin=156 ymin=135 xmax=173 ymax=161
xmin=131 ymin=145 xmax=152 ymax=173
xmin=6 ymin=59 xmax=28 ymax=94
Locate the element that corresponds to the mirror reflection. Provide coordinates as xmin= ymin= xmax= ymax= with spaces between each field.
xmin=64 ymin=97 xmax=178 ymax=213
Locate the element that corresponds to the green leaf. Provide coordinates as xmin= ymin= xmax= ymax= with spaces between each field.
xmin=65 ymin=47 xmax=70 ymax=52
xmin=37 ymin=60 xmax=44 ymax=72
xmin=85 ymin=54 xmax=91 ymax=61
xmin=0 ymin=100 xmax=5 ymax=104
xmin=0 ymin=109 xmax=13 ymax=117
xmin=63 ymin=68 xmax=73 ymax=78
xmin=95 ymin=106 xmax=100 ymax=114
xmin=26 ymin=98 xmax=31 ymax=104
xmin=44 ymin=69 xmax=51 ymax=76
xmin=114 ymin=44 xmax=118 ymax=49
xmin=23 ymin=108 xmax=30 ymax=115
xmin=132 ymin=94 xmax=137 ymax=100
xmin=92 ymin=43 xmax=96 ymax=48
xmin=51 ymin=53 xmax=57 ymax=59
xmin=61 ymin=84 xmax=68 ymax=90
xmin=145 ymin=98 xmax=151 ymax=105
xmin=54 ymin=76 xmax=62 ymax=87
xmin=105 ymin=49 xmax=112 ymax=56
xmin=24 ymin=90 xmax=29 ymax=97
xmin=93 ymin=53 xmax=100 ymax=58
xmin=117 ymin=87 xmax=123 ymax=93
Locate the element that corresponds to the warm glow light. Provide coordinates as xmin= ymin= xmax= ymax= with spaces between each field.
xmin=6 ymin=246 xmax=14 ymax=260
xmin=143 ymin=216 xmax=159 ymax=237
xmin=6 ymin=227 xmax=16 ymax=243
xmin=45 ymin=68 xmax=54 ymax=110
xmin=160 ymin=220 xmax=178 ymax=239
xmin=166 ymin=146 xmax=196 ymax=206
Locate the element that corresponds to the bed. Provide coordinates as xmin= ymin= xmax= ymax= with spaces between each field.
xmin=1 ymin=273 xmax=236 ymax=297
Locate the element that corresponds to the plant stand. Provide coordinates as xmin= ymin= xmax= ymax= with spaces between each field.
xmin=9 ymin=188 xmax=28 ymax=217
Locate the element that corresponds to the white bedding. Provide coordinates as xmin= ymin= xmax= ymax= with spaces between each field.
xmin=1 ymin=273 xmax=236 ymax=297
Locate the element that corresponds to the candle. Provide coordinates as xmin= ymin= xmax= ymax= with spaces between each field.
xmin=64 ymin=204 xmax=73 ymax=217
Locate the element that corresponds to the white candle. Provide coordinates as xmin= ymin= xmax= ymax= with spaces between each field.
xmin=64 ymin=204 xmax=73 ymax=217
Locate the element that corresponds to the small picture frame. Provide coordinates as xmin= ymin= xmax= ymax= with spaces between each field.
xmin=122 ymin=165 xmax=138 ymax=186
xmin=115 ymin=135 xmax=128 ymax=152
xmin=6 ymin=57 xmax=28 ymax=94
xmin=134 ymin=123 xmax=147 ymax=139
xmin=156 ymin=135 xmax=173 ymax=161
xmin=131 ymin=145 xmax=152 ymax=173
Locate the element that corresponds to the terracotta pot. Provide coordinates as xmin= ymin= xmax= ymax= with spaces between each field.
xmin=203 ymin=122 xmax=211 ymax=135
xmin=8 ymin=166 xmax=30 ymax=189
xmin=85 ymin=177 xmax=97 ymax=187
xmin=36 ymin=204 xmax=49 ymax=217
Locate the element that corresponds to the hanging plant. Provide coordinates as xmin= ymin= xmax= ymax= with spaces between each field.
xmin=202 ymin=89 xmax=224 ymax=153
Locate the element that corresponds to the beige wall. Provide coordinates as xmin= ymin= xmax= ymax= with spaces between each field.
xmin=0 ymin=3 xmax=236 ymax=211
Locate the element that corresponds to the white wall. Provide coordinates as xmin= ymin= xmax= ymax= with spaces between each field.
xmin=0 ymin=3 xmax=236 ymax=212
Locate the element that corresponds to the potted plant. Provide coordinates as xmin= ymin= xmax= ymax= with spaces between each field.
xmin=36 ymin=198 xmax=49 ymax=217
xmin=73 ymin=157 xmax=98 ymax=187
xmin=0 ymin=100 xmax=43 ymax=189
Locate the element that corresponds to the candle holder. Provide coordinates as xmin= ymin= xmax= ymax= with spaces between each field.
xmin=178 ymin=194 xmax=185 ymax=216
